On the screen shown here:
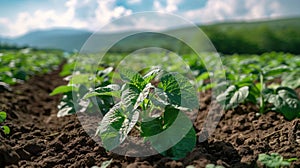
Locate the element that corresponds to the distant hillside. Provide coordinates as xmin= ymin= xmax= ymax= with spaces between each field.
xmin=2 ymin=29 xmax=92 ymax=52
xmin=1 ymin=17 xmax=300 ymax=54
xmin=108 ymin=17 xmax=300 ymax=54
xmin=201 ymin=17 xmax=300 ymax=54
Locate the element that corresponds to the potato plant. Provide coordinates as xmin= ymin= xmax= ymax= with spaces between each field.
xmin=0 ymin=49 xmax=64 ymax=88
xmin=84 ymin=68 xmax=198 ymax=159
xmin=217 ymin=54 xmax=300 ymax=120
xmin=50 ymin=66 xmax=115 ymax=117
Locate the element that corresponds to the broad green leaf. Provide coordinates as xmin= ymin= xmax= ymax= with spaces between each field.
xmin=1 ymin=125 xmax=10 ymax=134
xmin=163 ymin=105 xmax=179 ymax=129
xmin=282 ymin=70 xmax=300 ymax=89
xmin=141 ymin=117 xmax=163 ymax=137
xmin=229 ymin=86 xmax=249 ymax=107
xmin=149 ymin=88 xmax=169 ymax=107
xmin=84 ymin=91 xmax=120 ymax=99
xmin=263 ymin=65 xmax=291 ymax=77
xmin=217 ymin=85 xmax=249 ymax=110
xmin=97 ymin=67 xmax=113 ymax=77
xmin=162 ymin=127 xmax=196 ymax=160
xmin=50 ymin=85 xmax=74 ymax=96
xmin=69 ymin=74 xmax=93 ymax=85
xmin=160 ymin=72 xmax=198 ymax=110
xmin=196 ymin=71 xmax=210 ymax=81
xmin=143 ymin=68 xmax=161 ymax=83
xmin=277 ymin=87 xmax=299 ymax=99
xmin=84 ymin=84 xmax=121 ymax=99
xmin=147 ymin=106 xmax=196 ymax=160
xmin=96 ymin=84 xmax=120 ymax=91
xmin=199 ymin=83 xmax=216 ymax=92
xmin=119 ymin=68 xmax=145 ymax=90
xmin=0 ymin=111 xmax=7 ymax=122
xmin=235 ymin=74 xmax=257 ymax=87
xmin=216 ymin=85 xmax=236 ymax=103
xmin=121 ymin=84 xmax=141 ymax=111
xmin=264 ymin=87 xmax=300 ymax=120
xmin=57 ymin=101 xmax=76 ymax=117
xmin=100 ymin=104 xmax=139 ymax=150
xmin=56 ymin=91 xmax=80 ymax=117
xmin=134 ymin=83 xmax=154 ymax=109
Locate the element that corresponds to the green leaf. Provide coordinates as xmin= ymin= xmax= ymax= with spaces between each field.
xmin=84 ymin=84 xmax=121 ymax=99
xmin=287 ymin=158 xmax=298 ymax=162
xmin=216 ymin=85 xmax=249 ymax=110
xmin=282 ymin=71 xmax=300 ymax=89
xmin=196 ymin=72 xmax=210 ymax=81
xmin=134 ymin=83 xmax=154 ymax=109
xmin=160 ymin=72 xmax=198 ymax=110
xmin=98 ymin=67 xmax=113 ymax=77
xmin=50 ymin=85 xmax=73 ymax=96
xmin=143 ymin=68 xmax=161 ymax=83
xmin=57 ymin=101 xmax=76 ymax=117
xmin=162 ymin=127 xmax=196 ymax=160
xmin=147 ymin=106 xmax=196 ymax=160
xmin=229 ymin=86 xmax=249 ymax=106
xmin=163 ymin=105 xmax=179 ymax=129
xmin=263 ymin=66 xmax=291 ymax=77
xmin=121 ymin=84 xmax=141 ymax=111
xmin=119 ymin=68 xmax=145 ymax=90
xmin=264 ymin=87 xmax=300 ymax=120
xmin=69 ymin=74 xmax=93 ymax=85
xmin=149 ymin=87 xmax=169 ymax=107
xmin=99 ymin=103 xmax=139 ymax=150
xmin=0 ymin=111 xmax=7 ymax=123
xmin=56 ymin=91 xmax=80 ymax=117
xmin=258 ymin=153 xmax=295 ymax=168
xmin=1 ymin=125 xmax=10 ymax=134
xmin=141 ymin=117 xmax=163 ymax=137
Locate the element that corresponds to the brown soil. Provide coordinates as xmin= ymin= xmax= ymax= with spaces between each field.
xmin=0 ymin=67 xmax=300 ymax=168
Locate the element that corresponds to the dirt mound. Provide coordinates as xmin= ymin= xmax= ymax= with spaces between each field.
xmin=0 ymin=67 xmax=299 ymax=168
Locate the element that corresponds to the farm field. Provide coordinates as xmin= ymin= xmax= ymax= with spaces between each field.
xmin=0 ymin=48 xmax=299 ymax=168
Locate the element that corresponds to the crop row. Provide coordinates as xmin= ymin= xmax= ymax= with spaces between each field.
xmin=0 ymin=48 xmax=65 ymax=90
xmin=51 ymin=52 xmax=300 ymax=165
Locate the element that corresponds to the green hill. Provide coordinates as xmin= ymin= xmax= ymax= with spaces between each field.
xmin=1 ymin=17 xmax=300 ymax=54
xmin=108 ymin=17 xmax=300 ymax=54
xmin=200 ymin=17 xmax=300 ymax=54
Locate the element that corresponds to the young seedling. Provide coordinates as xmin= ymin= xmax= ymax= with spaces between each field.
xmin=216 ymin=64 xmax=300 ymax=120
xmin=258 ymin=153 xmax=297 ymax=168
xmin=0 ymin=111 xmax=10 ymax=135
xmin=50 ymin=67 xmax=115 ymax=117
xmin=86 ymin=68 xmax=198 ymax=159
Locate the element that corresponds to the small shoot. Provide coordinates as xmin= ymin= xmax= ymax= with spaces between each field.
xmin=258 ymin=153 xmax=297 ymax=168
xmin=0 ymin=111 xmax=10 ymax=135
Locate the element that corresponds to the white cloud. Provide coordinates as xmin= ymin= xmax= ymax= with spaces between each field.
xmin=154 ymin=0 xmax=182 ymax=13
xmin=0 ymin=0 xmax=299 ymax=37
xmin=127 ymin=0 xmax=141 ymax=5
xmin=0 ymin=0 xmax=132 ymax=37
xmin=183 ymin=0 xmax=300 ymax=24
xmin=93 ymin=0 xmax=132 ymax=29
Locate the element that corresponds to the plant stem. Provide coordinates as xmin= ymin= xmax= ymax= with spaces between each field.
xmin=259 ymin=72 xmax=265 ymax=113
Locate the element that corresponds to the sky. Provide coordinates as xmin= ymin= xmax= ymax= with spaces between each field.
xmin=0 ymin=0 xmax=300 ymax=37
